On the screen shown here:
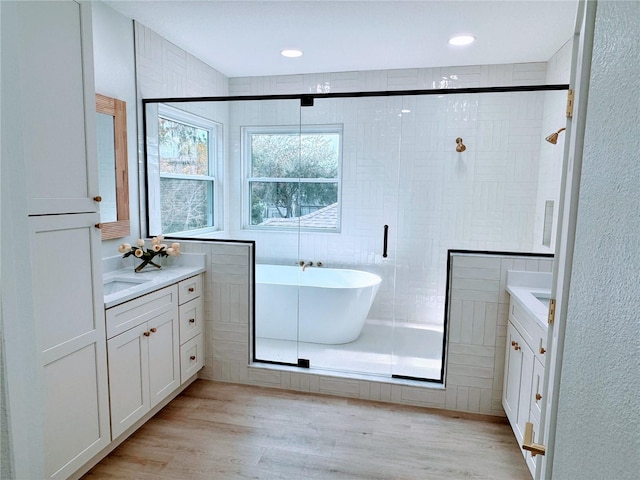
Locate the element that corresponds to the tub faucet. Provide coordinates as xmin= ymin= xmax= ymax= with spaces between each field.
xmin=301 ymin=261 xmax=313 ymax=271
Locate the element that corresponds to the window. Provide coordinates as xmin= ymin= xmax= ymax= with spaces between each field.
xmin=147 ymin=105 xmax=221 ymax=236
xmin=244 ymin=125 xmax=342 ymax=231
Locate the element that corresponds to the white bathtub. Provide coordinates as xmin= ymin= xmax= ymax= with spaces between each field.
xmin=255 ymin=264 xmax=382 ymax=344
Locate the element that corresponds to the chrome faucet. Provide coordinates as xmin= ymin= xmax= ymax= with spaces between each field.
xmin=300 ymin=261 xmax=313 ymax=271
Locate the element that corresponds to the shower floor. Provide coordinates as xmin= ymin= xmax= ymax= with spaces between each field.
xmin=255 ymin=319 xmax=444 ymax=381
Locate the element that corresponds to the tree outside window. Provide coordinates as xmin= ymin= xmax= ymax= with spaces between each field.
xmin=150 ymin=106 xmax=219 ymax=236
xmin=245 ymin=126 xmax=342 ymax=231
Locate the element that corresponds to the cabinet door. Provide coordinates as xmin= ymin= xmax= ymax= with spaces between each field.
xmin=30 ymin=213 xmax=110 ymax=479
xmin=531 ymin=358 xmax=544 ymax=423
xmin=503 ymin=323 xmax=524 ymax=426
xmin=516 ymin=340 xmax=535 ymax=442
xmin=107 ymin=323 xmax=150 ymax=440
xmin=148 ymin=310 xmax=180 ymax=408
xmin=17 ymin=0 xmax=99 ymax=215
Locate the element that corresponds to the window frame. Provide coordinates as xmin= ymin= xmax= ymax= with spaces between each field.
xmin=147 ymin=104 xmax=222 ymax=237
xmin=242 ymin=124 xmax=343 ymax=232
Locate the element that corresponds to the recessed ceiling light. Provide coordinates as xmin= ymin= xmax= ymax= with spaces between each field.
xmin=448 ymin=35 xmax=475 ymax=46
xmin=281 ymin=49 xmax=303 ymax=58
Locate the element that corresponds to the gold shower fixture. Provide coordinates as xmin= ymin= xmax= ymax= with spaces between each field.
xmin=545 ymin=127 xmax=566 ymax=144
xmin=455 ymin=137 xmax=466 ymax=152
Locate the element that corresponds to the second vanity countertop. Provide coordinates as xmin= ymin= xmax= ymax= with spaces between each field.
xmin=103 ymin=253 xmax=206 ymax=309
xmin=505 ymin=270 xmax=552 ymax=328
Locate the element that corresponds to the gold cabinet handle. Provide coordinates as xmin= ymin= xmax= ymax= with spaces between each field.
xmin=190 ymin=355 xmax=196 ymax=361
xmin=143 ymin=331 xmax=150 ymax=337
xmin=188 ymin=287 xmax=195 ymax=293
xmin=540 ymin=347 xmax=546 ymax=354
xmin=523 ymin=422 xmax=546 ymax=457
xmin=535 ymin=393 xmax=542 ymax=401
xmin=150 ymin=327 xmax=157 ymax=333
xmin=189 ymin=318 xmax=196 ymax=324
xmin=514 ymin=343 xmax=520 ymax=351
xmin=511 ymin=340 xmax=516 ymax=346
xmin=94 ymin=195 xmax=102 ymax=202
xmin=95 ymin=223 xmax=102 ymax=229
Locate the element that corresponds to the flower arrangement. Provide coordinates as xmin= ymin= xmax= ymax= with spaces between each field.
xmin=118 ymin=235 xmax=180 ymax=273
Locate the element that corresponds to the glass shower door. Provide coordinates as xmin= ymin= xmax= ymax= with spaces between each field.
xmin=390 ymin=94 xmax=449 ymax=380
xmin=296 ymin=95 xmax=404 ymax=377
xmin=245 ymin=98 xmax=304 ymax=366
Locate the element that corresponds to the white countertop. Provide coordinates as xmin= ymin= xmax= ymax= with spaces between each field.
xmin=103 ymin=253 xmax=206 ymax=308
xmin=506 ymin=270 xmax=552 ymax=328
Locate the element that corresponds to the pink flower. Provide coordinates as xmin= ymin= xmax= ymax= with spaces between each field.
xmin=134 ymin=249 xmax=144 ymax=257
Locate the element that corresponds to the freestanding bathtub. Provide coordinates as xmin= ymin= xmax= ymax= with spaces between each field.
xmin=255 ymin=264 xmax=382 ymax=344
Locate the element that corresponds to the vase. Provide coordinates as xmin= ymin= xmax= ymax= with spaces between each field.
xmin=134 ymin=256 xmax=162 ymax=273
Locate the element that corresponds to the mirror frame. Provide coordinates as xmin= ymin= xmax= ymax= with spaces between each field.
xmin=96 ymin=93 xmax=130 ymax=239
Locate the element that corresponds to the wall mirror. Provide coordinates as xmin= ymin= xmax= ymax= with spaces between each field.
xmin=96 ymin=93 xmax=130 ymax=239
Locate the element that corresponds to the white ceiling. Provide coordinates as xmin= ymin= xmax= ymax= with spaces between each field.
xmin=104 ymin=0 xmax=578 ymax=78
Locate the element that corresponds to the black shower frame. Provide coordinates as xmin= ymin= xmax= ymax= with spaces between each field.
xmin=142 ymin=83 xmax=568 ymax=384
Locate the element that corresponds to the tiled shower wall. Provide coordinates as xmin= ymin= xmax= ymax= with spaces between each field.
xmin=222 ymin=91 xmax=553 ymax=327
xmin=184 ymin=240 xmax=552 ymax=416
xmin=534 ymin=38 xmax=573 ymax=252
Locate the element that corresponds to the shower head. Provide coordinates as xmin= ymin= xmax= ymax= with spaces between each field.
xmin=545 ymin=127 xmax=566 ymax=144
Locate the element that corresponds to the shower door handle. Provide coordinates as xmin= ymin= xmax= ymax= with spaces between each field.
xmin=383 ymin=225 xmax=389 ymax=258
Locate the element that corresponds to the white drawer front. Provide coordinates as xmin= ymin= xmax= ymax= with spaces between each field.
xmin=180 ymin=334 xmax=204 ymax=383
xmin=106 ymin=285 xmax=178 ymax=339
xmin=178 ymin=275 xmax=202 ymax=305
xmin=179 ymin=296 xmax=203 ymax=345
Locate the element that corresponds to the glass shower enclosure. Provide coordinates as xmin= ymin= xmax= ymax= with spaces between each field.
xmin=144 ymin=84 xmax=567 ymax=383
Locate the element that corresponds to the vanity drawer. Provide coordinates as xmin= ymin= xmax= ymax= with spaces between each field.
xmin=179 ymin=296 xmax=203 ymax=344
xmin=180 ymin=334 xmax=204 ymax=382
xmin=106 ymin=285 xmax=178 ymax=339
xmin=178 ymin=275 xmax=202 ymax=305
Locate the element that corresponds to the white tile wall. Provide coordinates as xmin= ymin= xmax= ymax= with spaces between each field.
xmin=534 ymin=39 xmax=573 ymax=252
xmin=229 ymin=63 xmax=548 ymax=95
xmin=222 ymin=91 xmax=549 ymax=327
xmin=185 ymin=239 xmax=552 ymax=416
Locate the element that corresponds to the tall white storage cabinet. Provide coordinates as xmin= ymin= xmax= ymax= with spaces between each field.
xmin=19 ymin=2 xmax=110 ymax=479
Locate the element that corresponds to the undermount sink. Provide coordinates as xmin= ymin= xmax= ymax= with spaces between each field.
xmin=533 ymin=293 xmax=551 ymax=308
xmin=103 ymin=278 xmax=147 ymax=295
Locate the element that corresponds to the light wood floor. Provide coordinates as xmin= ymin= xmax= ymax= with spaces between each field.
xmin=83 ymin=380 xmax=530 ymax=479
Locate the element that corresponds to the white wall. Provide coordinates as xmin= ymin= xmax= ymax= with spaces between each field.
xmin=92 ymin=2 xmax=140 ymax=255
xmin=552 ymin=1 xmax=640 ymax=477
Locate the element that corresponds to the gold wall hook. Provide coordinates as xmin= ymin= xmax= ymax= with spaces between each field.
xmin=455 ymin=137 xmax=466 ymax=152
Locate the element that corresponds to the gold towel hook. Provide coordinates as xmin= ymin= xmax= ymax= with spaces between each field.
xmin=455 ymin=137 xmax=466 ymax=152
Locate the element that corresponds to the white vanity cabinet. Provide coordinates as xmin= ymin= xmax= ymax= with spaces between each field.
xmin=106 ymin=286 xmax=180 ymax=439
xmin=105 ymin=274 xmax=204 ymax=440
xmin=503 ymin=295 xmax=548 ymax=477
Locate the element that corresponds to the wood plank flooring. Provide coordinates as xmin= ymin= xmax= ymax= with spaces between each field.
xmin=82 ymin=380 xmax=530 ymax=479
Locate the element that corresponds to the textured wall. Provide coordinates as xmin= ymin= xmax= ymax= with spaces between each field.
xmin=553 ymin=1 xmax=640 ymax=477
